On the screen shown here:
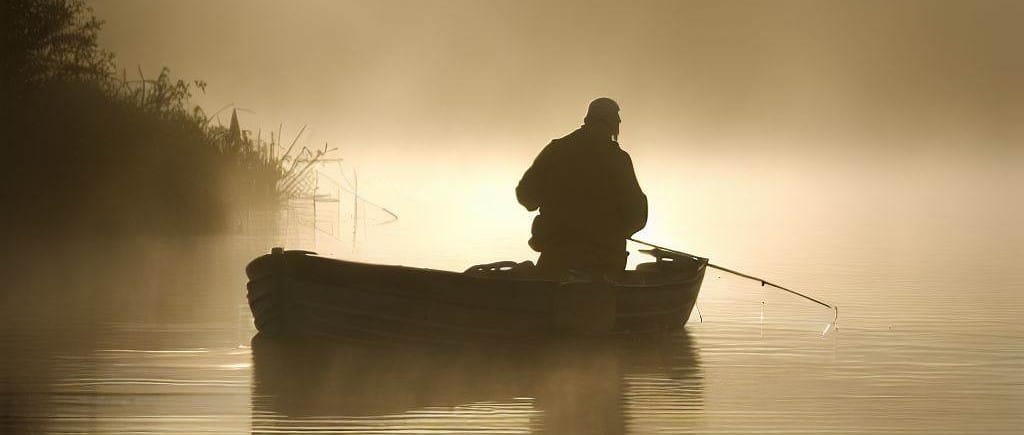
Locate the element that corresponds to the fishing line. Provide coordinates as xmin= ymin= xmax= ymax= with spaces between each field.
xmin=629 ymin=237 xmax=839 ymax=333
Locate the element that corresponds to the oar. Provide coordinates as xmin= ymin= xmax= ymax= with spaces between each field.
xmin=628 ymin=237 xmax=838 ymax=326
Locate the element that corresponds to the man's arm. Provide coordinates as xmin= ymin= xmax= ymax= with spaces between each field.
xmin=618 ymin=152 xmax=648 ymax=236
xmin=516 ymin=141 xmax=556 ymax=211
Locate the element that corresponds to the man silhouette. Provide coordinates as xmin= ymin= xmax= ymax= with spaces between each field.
xmin=516 ymin=97 xmax=648 ymax=277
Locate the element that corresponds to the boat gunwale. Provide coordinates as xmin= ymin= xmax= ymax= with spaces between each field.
xmin=248 ymin=251 xmax=709 ymax=289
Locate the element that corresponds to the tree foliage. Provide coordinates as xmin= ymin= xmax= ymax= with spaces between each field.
xmin=1 ymin=0 xmax=114 ymax=90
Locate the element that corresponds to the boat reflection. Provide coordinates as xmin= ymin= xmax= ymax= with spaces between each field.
xmin=251 ymin=332 xmax=702 ymax=433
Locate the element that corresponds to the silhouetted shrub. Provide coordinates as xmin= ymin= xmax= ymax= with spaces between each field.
xmin=1 ymin=0 xmax=292 ymax=237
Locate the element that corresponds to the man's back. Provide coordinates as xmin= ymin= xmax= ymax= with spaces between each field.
xmin=517 ymin=127 xmax=647 ymax=250
xmin=516 ymin=99 xmax=647 ymax=276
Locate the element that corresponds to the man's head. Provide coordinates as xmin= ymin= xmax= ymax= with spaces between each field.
xmin=583 ymin=97 xmax=621 ymax=139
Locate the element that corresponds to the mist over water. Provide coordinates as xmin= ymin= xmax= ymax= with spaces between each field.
xmin=2 ymin=157 xmax=1021 ymax=433
xmin=2 ymin=1 xmax=1022 ymax=433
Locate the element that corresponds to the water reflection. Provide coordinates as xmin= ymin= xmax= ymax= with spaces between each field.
xmin=3 ymin=193 xmax=1020 ymax=433
xmin=251 ymin=333 xmax=702 ymax=434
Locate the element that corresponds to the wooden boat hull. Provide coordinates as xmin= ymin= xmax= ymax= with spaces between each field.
xmin=246 ymin=249 xmax=706 ymax=342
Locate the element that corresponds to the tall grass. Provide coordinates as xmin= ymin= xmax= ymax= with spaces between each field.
xmin=110 ymin=67 xmax=332 ymax=206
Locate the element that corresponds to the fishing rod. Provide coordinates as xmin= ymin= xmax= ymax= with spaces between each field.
xmin=628 ymin=237 xmax=838 ymax=324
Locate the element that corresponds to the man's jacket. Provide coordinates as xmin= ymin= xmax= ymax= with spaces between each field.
xmin=516 ymin=127 xmax=648 ymax=252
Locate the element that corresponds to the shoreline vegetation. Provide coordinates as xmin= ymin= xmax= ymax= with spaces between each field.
xmin=2 ymin=0 xmax=316 ymax=238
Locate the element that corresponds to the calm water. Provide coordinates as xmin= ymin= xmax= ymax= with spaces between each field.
xmin=2 ymin=191 xmax=1023 ymax=433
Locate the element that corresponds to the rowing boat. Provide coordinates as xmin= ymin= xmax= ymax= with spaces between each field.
xmin=245 ymin=248 xmax=706 ymax=342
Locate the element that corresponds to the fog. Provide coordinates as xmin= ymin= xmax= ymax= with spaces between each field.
xmin=85 ymin=0 xmax=1022 ymax=272
xmin=2 ymin=2 xmax=1022 ymax=433
xmin=91 ymin=0 xmax=1023 ymax=154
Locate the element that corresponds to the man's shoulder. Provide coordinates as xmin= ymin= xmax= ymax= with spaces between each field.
xmin=554 ymin=127 xmax=621 ymax=148
xmin=551 ymin=128 xmax=584 ymax=145
xmin=606 ymin=142 xmax=637 ymax=169
xmin=611 ymin=141 xmax=631 ymax=157
xmin=540 ymin=129 xmax=582 ymax=154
